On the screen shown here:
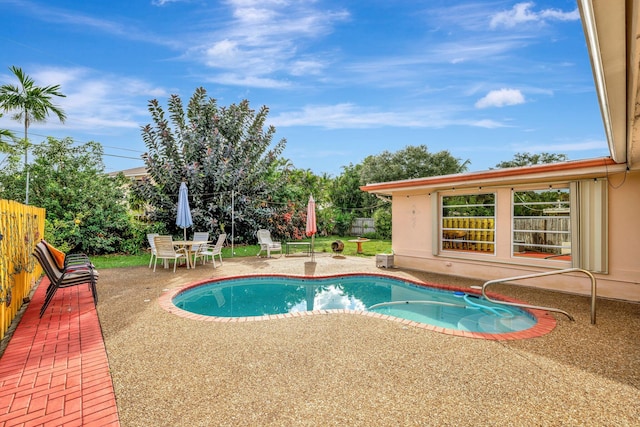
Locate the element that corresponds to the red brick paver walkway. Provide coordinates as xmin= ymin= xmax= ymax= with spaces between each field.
xmin=0 ymin=278 xmax=119 ymax=427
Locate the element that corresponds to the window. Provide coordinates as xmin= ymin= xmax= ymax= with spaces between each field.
xmin=441 ymin=193 xmax=495 ymax=254
xmin=512 ymin=188 xmax=571 ymax=261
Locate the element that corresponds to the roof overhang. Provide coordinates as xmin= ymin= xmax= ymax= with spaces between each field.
xmin=361 ymin=157 xmax=625 ymax=196
xmin=108 ymin=166 xmax=149 ymax=179
xmin=578 ymin=0 xmax=640 ymax=170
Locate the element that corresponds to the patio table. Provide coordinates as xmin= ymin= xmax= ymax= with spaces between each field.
xmin=172 ymin=240 xmax=210 ymax=269
xmin=348 ymin=238 xmax=370 ymax=254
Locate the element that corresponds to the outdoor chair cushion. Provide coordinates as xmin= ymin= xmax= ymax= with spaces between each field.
xmin=43 ymin=240 xmax=66 ymax=270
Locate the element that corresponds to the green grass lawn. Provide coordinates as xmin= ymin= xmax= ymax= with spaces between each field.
xmin=91 ymin=236 xmax=392 ymax=269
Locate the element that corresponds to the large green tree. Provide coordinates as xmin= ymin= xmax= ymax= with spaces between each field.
xmin=0 ymin=66 xmax=66 ymax=204
xmin=0 ymin=137 xmax=135 ymax=254
xmin=360 ymin=144 xmax=469 ymax=184
xmin=494 ymin=152 xmax=568 ymax=168
xmin=330 ymin=145 xmax=469 ymax=238
xmin=134 ymin=88 xmax=287 ymax=243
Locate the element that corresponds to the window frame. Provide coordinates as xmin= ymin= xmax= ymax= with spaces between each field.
xmin=511 ymin=187 xmax=572 ymax=263
xmin=440 ymin=192 xmax=496 ymax=255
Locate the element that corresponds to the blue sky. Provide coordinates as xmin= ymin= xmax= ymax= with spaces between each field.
xmin=0 ymin=0 xmax=608 ymax=176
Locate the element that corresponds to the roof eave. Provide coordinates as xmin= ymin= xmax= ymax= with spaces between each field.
xmin=361 ymin=157 xmax=623 ymax=195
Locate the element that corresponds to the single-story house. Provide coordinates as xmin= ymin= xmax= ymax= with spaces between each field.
xmin=107 ymin=166 xmax=149 ymax=182
xmin=362 ymin=0 xmax=640 ymax=303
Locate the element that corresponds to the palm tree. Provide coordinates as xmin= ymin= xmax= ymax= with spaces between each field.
xmin=0 ymin=66 xmax=66 ymax=204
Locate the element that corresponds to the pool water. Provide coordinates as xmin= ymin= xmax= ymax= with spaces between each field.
xmin=172 ymin=275 xmax=537 ymax=334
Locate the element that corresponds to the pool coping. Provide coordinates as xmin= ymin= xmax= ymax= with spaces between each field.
xmin=158 ymin=273 xmax=556 ymax=341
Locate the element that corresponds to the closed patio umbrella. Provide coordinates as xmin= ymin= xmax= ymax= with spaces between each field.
xmin=306 ymin=195 xmax=317 ymax=262
xmin=176 ymin=181 xmax=193 ymax=241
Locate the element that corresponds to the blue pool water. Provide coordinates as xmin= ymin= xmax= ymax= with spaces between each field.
xmin=172 ymin=275 xmax=536 ymax=333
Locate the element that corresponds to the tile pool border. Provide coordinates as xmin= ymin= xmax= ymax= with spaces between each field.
xmin=158 ymin=273 xmax=557 ymax=341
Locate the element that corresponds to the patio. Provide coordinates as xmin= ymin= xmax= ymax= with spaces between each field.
xmin=1 ymin=254 xmax=639 ymax=426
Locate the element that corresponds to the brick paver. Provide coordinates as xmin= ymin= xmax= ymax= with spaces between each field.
xmin=0 ymin=278 xmax=119 ymax=427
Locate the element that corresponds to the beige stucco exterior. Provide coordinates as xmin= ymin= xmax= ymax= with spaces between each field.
xmin=365 ymin=161 xmax=638 ymax=302
xmin=362 ymin=1 xmax=640 ymax=302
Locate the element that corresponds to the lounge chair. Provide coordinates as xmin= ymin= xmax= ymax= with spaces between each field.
xmin=153 ymin=235 xmax=188 ymax=272
xmin=256 ymin=229 xmax=282 ymax=258
xmin=191 ymin=232 xmax=210 ymax=267
xmin=197 ymin=233 xmax=226 ymax=268
xmin=32 ymin=241 xmax=98 ymax=317
xmin=147 ymin=233 xmax=160 ymax=268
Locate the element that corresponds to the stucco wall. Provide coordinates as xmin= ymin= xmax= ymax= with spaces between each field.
xmin=606 ymin=171 xmax=640 ymax=293
xmin=389 ymin=171 xmax=640 ymax=302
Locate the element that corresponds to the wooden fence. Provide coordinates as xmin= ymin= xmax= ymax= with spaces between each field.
xmin=350 ymin=218 xmax=375 ymax=236
xmin=0 ymin=199 xmax=45 ymax=340
xmin=513 ymin=217 xmax=571 ymax=254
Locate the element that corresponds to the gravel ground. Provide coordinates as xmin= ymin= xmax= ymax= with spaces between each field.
xmin=97 ymin=253 xmax=640 ymax=426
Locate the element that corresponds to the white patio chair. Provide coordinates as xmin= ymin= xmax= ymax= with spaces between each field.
xmin=191 ymin=231 xmax=210 ymax=267
xmin=256 ymin=229 xmax=282 ymax=258
xmin=147 ymin=233 xmax=160 ymax=268
xmin=198 ymin=233 xmax=226 ymax=268
xmin=153 ymin=235 xmax=188 ymax=272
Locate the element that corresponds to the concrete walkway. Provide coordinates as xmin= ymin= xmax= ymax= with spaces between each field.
xmin=0 ymin=278 xmax=119 ymax=427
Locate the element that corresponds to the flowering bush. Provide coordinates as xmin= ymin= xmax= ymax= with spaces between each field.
xmin=271 ymin=202 xmax=307 ymax=241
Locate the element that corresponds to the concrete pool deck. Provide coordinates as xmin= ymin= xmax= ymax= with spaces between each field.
xmin=1 ymin=253 xmax=639 ymax=425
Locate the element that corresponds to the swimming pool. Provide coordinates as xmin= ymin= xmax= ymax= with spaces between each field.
xmin=164 ymin=274 xmax=554 ymax=338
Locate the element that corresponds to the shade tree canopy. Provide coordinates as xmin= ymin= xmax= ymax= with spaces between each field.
xmin=0 ymin=137 xmax=133 ymax=254
xmin=325 ymin=145 xmax=469 ymax=238
xmin=494 ymin=152 xmax=568 ymax=168
xmin=359 ymin=145 xmax=470 ymax=185
xmin=134 ymin=87 xmax=287 ymax=243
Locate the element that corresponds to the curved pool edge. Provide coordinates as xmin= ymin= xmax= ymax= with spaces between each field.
xmin=158 ymin=273 xmax=557 ymax=341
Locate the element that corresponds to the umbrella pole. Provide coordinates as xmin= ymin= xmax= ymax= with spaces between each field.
xmin=311 ymin=234 xmax=315 ymax=262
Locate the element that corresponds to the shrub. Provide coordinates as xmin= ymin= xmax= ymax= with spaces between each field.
xmin=373 ymin=208 xmax=392 ymax=239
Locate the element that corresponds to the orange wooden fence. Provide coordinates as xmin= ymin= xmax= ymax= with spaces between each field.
xmin=0 ymin=199 xmax=45 ymax=340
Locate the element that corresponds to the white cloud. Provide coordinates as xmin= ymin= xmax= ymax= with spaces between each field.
xmin=226 ymin=0 xmax=289 ymax=7
xmin=270 ymin=104 xmax=509 ymax=130
xmin=6 ymin=0 xmax=181 ymax=48
xmin=539 ymin=8 xmax=581 ymax=22
xmin=31 ymin=68 xmax=81 ymax=88
xmin=232 ymin=7 xmax=278 ymax=24
xmin=490 ymin=2 xmax=580 ymax=29
xmin=205 ymin=39 xmax=240 ymax=62
xmin=152 ymin=0 xmax=188 ymax=6
xmin=4 ymin=66 xmax=168 ymax=134
xmin=290 ymin=60 xmax=325 ymax=76
xmin=475 ymin=89 xmax=525 ymax=109
xmin=194 ymin=1 xmax=349 ymax=86
xmin=272 ymin=104 xmax=391 ymax=128
xmin=466 ymin=119 xmax=508 ymax=129
xmin=206 ymin=73 xmax=290 ymax=89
